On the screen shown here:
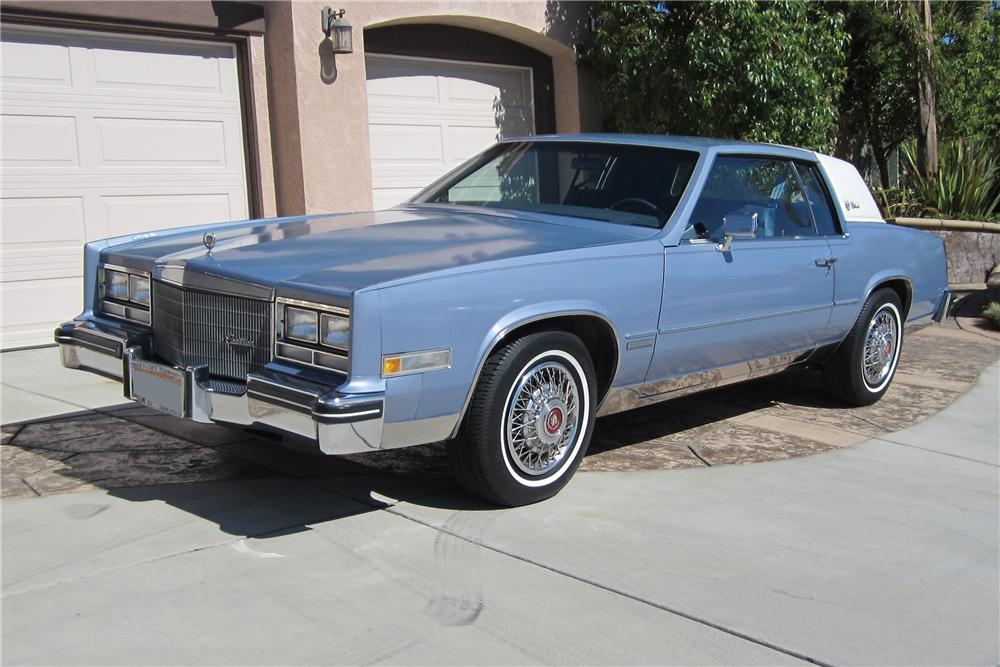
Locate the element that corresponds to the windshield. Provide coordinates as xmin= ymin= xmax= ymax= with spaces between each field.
xmin=413 ymin=141 xmax=700 ymax=228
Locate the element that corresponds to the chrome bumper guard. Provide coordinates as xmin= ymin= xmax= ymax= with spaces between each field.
xmin=55 ymin=320 xmax=383 ymax=455
xmin=932 ymin=288 xmax=953 ymax=323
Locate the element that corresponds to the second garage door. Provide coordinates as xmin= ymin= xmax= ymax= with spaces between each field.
xmin=1 ymin=25 xmax=250 ymax=349
xmin=365 ymin=54 xmax=536 ymax=210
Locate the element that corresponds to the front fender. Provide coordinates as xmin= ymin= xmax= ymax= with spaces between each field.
xmin=371 ymin=251 xmax=662 ymax=446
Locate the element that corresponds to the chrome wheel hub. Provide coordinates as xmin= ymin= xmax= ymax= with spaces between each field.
xmin=506 ymin=361 xmax=580 ymax=476
xmin=863 ymin=307 xmax=898 ymax=388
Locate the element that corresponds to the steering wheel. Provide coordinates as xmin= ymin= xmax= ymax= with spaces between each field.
xmin=608 ymin=197 xmax=664 ymax=224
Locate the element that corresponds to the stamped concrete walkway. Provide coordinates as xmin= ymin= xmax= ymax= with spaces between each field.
xmin=2 ymin=342 xmax=998 ymax=664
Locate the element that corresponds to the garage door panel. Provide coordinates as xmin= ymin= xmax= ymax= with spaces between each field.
xmin=369 ymin=108 xmax=519 ymax=126
xmin=366 ymin=54 xmax=535 ymax=209
xmin=96 ymin=117 xmax=229 ymax=167
xmin=369 ymin=124 xmax=443 ymax=164
xmin=1 ymin=114 xmax=80 ymax=168
xmin=1 ymin=25 xmax=249 ymax=348
xmin=366 ymin=59 xmax=441 ymax=101
xmin=444 ymin=70 xmax=531 ymax=107
xmin=90 ymin=40 xmax=232 ymax=96
xmin=373 ymin=188 xmax=420 ymax=211
xmin=371 ymin=169 xmax=448 ymax=188
xmin=3 ymin=25 xmax=239 ymax=103
xmin=1 ymin=196 xmax=86 ymax=244
xmin=1 ymin=196 xmax=85 ymax=282
xmin=1 ymin=245 xmax=81 ymax=283
xmin=366 ymin=75 xmax=439 ymax=104
xmin=494 ymin=106 xmax=534 ymax=137
xmin=0 ymin=31 xmax=72 ymax=88
xmin=103 ymin=193 xmax=234 ymax=237
xmin=451 ymin=126 xmax=503 ymax=160
xmin=1 ymin=277 xmax=84 ymax=348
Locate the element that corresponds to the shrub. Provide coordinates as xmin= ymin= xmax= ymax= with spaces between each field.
xmin=898 ymin=138 xmax=1000 ymax=220
xmin=983 ymin=302 xmax=1000 ymax=330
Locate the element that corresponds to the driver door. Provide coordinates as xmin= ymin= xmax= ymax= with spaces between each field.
xmin=645 ymin=156 xmax=835 ymax=391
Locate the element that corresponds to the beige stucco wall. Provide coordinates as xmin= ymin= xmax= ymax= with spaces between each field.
xmin=262 ymin=1 xmax=596 ymax=215
xmin=249 ymin=34 xmax=278 ymax=218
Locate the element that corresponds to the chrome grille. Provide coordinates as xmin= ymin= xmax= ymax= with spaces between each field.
xmin=152 ymin=281 xmax=272 ymax=381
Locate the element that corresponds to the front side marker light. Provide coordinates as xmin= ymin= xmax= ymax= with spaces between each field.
xmin=382 ymin=348 xmax=451 ymax=377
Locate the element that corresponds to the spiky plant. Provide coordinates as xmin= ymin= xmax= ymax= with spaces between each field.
xmin=900 ymin=138 xmax=1000 ymax=219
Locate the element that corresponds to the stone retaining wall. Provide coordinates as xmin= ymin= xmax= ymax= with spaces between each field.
xmin=931 ymin=230 xmax=1000 ymax=285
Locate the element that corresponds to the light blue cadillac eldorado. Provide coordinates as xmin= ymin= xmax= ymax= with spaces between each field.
xmin=56 ymin=135 xmax=951 ymax=505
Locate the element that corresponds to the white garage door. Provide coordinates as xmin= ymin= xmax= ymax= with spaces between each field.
xmin=366 ymin=54 xmax=535 ymax=210
xmin=1 ymin=25 xmax=249 ymax=349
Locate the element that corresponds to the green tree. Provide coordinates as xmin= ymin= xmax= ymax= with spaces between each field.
xmin=578 ymin=1 xmax=848 ymax=152
xmin=937 ymin=1 xmax=1000 ymax=141
xmin=835 ymin=3 xmax=915 ymax=188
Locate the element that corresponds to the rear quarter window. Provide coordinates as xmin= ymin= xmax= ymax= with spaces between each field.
xmin=797 ymin=164 xmax=842 ymax=236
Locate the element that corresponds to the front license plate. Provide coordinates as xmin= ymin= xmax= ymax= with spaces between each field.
xmin=131 ymin=360 xmax=186 ymax=418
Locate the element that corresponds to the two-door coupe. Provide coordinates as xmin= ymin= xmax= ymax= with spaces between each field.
xmin=56 ymin=135 xmax=951 ymax=505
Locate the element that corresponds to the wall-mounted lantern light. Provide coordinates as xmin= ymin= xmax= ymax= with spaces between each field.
xmin=321 ymin=7 xmax=353 ymax=54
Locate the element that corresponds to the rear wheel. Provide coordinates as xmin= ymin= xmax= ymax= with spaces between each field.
xmin=824 ymin=288 xmax=903 ymax=406
xmin=447 ymin=331 xmax=596 ymax=507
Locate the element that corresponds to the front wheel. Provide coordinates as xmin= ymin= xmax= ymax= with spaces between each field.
xmin=447 ymin=331 xmax=596 ymax=507
xmin=824 ymin=288 xmax=904 ymax=406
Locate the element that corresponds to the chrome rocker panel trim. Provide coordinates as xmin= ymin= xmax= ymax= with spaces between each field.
xmin=55 ymin=319 xmax=383 ymax=455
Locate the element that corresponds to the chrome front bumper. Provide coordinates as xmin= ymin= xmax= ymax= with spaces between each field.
xmin=55 ymin=320 xmax=384 ymax=455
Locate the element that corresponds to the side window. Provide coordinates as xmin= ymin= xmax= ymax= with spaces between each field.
xmin=689 ymin=156 xmax=817 ymax=241
xmin=796 ymin=164 xmax=842 ymax=236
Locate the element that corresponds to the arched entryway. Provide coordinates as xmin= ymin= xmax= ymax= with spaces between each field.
xmin=363 ymin=24 xmax=557 ymax=208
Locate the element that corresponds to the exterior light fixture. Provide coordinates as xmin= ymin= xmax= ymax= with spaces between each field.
xmin=321 ymin=7 xmax=353 ymax=54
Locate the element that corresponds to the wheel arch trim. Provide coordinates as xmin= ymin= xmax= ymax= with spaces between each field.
xmin=823 ymin=274 xmax=913 ymax=364
xmin=449 ymin=304 xmax=622 ymax=439
xmin=862 ymin=273 xmax=913 ymax=320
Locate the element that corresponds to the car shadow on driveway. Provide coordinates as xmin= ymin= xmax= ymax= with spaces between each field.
xmin=3 ymin=325 xmax=997 ymax=537
xmin=0 ymin=368 xmax=892 ymax=526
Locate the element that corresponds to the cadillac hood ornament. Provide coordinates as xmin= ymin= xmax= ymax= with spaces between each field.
xmin=203 ymin=232 xmax=216 ymax=255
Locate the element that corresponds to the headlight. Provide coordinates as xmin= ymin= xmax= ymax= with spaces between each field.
xmin=128 ymin=274 xmax=151 ymax=306
xmin=275 ymin=298 xmax=351 ymax=372
xmin=285 ymin=307 xmax=318 ymax=343
xmin=100 ymin=264 xmax=151 ymax=325
xmin=105 ymin=269 xmax=129 ymax=300
xmin=320 ymin=313 xmax=349 ymax=349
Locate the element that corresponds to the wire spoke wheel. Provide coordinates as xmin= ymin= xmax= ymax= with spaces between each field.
xmin=862 ymin=306 xmax=898 ymax=389
xmin=505 ymin=360 xmax=580 ymax=477
xmin=449 ymin=331 xmax=595 ymax=506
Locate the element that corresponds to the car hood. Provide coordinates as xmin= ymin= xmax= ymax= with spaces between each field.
xmin=104 ymin=206 xmax=649 ymax=298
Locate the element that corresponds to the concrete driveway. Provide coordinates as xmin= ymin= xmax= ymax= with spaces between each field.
xmin=1 ymin=324 xmax=998 ymax=665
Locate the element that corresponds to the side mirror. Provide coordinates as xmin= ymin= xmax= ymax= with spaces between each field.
xmin=715 ymin=212 xmax=758 ymax=252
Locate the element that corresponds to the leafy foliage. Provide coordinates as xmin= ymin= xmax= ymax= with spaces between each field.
xmin=578 ymin=1 xmax=848 ymax=152
xmin=982 ymin=302 xmax=1000 ymax=330
xmin=937 ymin=2 xmax=1000 ymax=141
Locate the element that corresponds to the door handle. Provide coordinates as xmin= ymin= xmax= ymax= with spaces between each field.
xmin=815 ymin=257 xmax=838 ymax=267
